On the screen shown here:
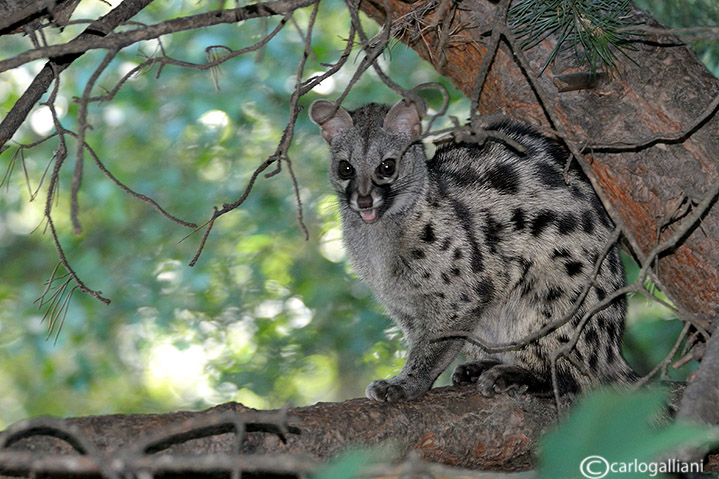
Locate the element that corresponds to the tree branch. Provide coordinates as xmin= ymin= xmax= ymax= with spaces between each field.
xmin=0 ymin=0 xmax=318 ymax=75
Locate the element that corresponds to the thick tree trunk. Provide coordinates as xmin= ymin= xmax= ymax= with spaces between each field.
xmin=359 ymin=0 xmax=719 ymax=325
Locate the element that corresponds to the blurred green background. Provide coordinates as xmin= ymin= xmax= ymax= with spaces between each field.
xmin=0 ymin=0 xmax=713 ymax=428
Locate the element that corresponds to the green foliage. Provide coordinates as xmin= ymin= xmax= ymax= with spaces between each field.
xmin=311 ymin=449 xmax=386 ymax=479
xmin=509 ymin=0 xmax=639 ymax=73
xmin=540 ymin=389 xmax=718 ymax=479
xmin=620 ymin=253 xmax=696 ymax=382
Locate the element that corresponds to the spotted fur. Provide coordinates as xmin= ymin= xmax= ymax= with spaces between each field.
xmin=310 ymin=98 xmax=636 ymax=402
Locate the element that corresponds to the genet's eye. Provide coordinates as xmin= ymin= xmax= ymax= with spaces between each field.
xmin=337 ymin=160 xmax=354 ymax=180
xmin=376 ymin=158 xmax=396 ymax=179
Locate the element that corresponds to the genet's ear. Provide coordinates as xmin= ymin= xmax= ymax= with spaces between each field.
xmin=383 ymin=98 xmax=425 ymax=136
xmin=309 ymin=100 xmax=353 ymax=144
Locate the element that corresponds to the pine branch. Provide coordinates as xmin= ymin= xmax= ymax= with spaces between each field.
xmin=508 ymin=0 xmax=640 ymax=74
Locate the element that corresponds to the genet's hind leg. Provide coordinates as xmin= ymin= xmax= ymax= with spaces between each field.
xmin=451 ymin=359 xmax=502 ymax=385
xmin=476 ymin=363 xmax=550 ymax=397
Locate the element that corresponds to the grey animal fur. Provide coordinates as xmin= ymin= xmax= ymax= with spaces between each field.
xmin=310 ymin=97 xmax=636 ymax=402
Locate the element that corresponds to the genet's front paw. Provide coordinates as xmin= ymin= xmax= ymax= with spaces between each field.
xmin=365 ymin=377 xmax=427 ymax=402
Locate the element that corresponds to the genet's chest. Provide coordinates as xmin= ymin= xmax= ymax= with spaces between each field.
xmin=343 ymin=219 xmax=477 ymax=316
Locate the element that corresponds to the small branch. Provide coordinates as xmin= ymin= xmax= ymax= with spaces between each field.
xmin=89 ymin=13 xmax=295 ymax=104
xmin=79 ymin=139 xmax=197 ymax=228
xmin=46 ymin=217 xmax=111 ymax=305
xmin=634 ymin=322 xmax=691 ymax=388
xmin=0 ymin=0 xmax=318 ymax=75
xmin=188 ymin=155 xmax=276 ymax=266
xmin=72 ymin=49 xmax=120 ymax=235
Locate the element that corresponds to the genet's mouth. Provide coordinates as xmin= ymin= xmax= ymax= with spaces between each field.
xmin=359 ymin=208 xmax=378 ymax=223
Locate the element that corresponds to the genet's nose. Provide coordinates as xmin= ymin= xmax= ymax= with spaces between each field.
xmin=357 ymin=194 xmax=373 ymax=209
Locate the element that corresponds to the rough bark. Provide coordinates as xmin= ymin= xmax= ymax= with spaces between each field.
xmin=0 ymin=0 xmax=80 ymax=35
xmin=0 ymin=386 xmax=553 ymax=476
xmin=359 ymin=0 xmax=719 ymax=326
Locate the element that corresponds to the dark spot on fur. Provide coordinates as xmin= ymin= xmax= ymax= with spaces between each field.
xmin=556 ymin=368 xmax=580 ymax=394
xmin=483 ymin=214 xmax=505 ymax=253
xmin=442 ymin=272 xmax=451 ymax=284
xmin=435 ymin=292 xmax=446 ymax=299
xmin=420 ymin=223 xmax=436 ymax=243
xmin=557 ymin=213 xmax=578 ymax=235
xmin=511 ymin=208 xmax=525 ymax=231
xmin=451 ymin=267 xmax=461 ymax=276
xmin=484 ymin=163 xmax=519 ymax=194
xmin=517 ymin=257 xmax=532 ymax=275
xmin=453 ymin=248 xmax=463 ymax=260
xmin=531 ymin=210 xmax=557 ymax=236
xmin=606 ymin=319 xmax=620 ymax=341
xmin=590 ymin=194 xmax=612 ymax=228
xmin=588 ymin=351 xmax=599 ymax=370
xmin=451 ymin=199 xmax=484 ymax=273
xmin=474 ymin=278 xmax=495 ymax=303
xmin=608 ymin=250 xmax=622 ymax=275
xmin=411 ymin=249 xmax=425 ymax=259
xmin=536 ymin=162 xmax=564 ymax=188
xmin=606 ymin=348 xmax=616 ymax=364
xmin=595 ymin=286 xmax=606 ymax=301
xmin=545 ymin=286 xmax=563 ymax=302
xmin=460 ymin=292 xmax=470 ymax=302
xmin=558 ymin=334 xmax=570 ymax=343
xmin=552 ymin=248 xmax=571 ymax=259
xmin=520 ymin=277 xmax=535 ymax=297
xmin=440 ymin=238 xmax=452 ymax=251
xmin=565 ymin=261 xmax=584 ymax=277
xmin=581 ymin=210 xmax=595 ymax=234
xmin=422 ymin=271 xmax=431 ymax=279
xmin=542 ymin=310 xmax=552 ymax=319
xmin=471 ymin=248 xmax=484 ymax=273
xmin=585 ymin=327 xmax=599 ymax=346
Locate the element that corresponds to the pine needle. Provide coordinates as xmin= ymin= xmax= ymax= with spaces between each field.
xmin=509 ymin=0 xmax=641 ymax=74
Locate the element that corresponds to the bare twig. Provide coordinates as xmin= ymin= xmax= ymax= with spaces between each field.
xmin=634 ymin=322 xmax=692 ymax=388
xmin=0 ymin=0 xmax=318 ymax=75
xmin=72 ymin=49 xmax=119 ymax=235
